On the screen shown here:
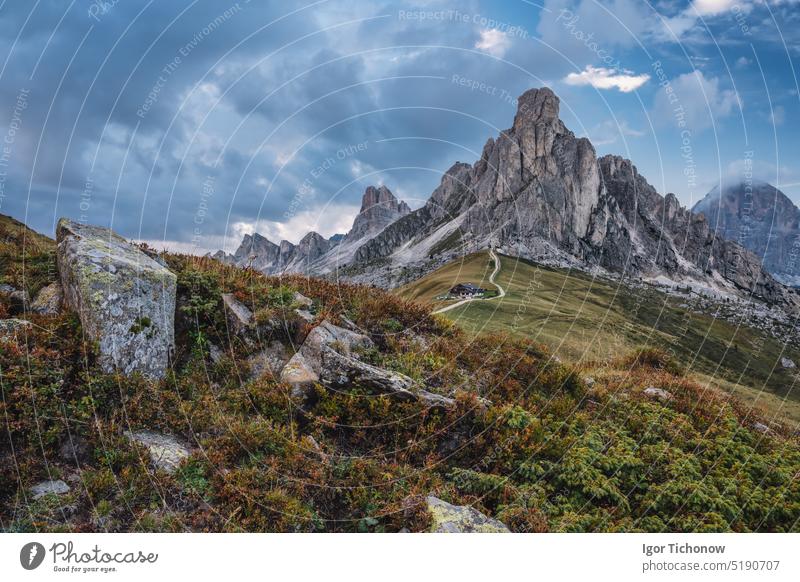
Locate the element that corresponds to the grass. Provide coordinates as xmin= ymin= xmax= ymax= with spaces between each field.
xmin=2 ymin=220 xmax=800 ymax=533
xmin=396 ymin=251 xmax=800 ymax=423
xmin=0 ymin=214 xmax=57 ymax=299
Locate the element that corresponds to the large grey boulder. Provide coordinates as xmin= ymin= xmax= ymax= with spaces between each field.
xmin=125 ymin=430 xmax=189 ymax=474
xmin=425 ymin=496 xmax=510 ymax=533
xmin=56 ymin=218 xmax=177 ymax=379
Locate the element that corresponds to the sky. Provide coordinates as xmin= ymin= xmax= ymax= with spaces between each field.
xmin=0 ymin=0 xmax=798 ymax=254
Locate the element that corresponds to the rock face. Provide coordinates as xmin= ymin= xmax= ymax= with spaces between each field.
xmin=425 ymin=496 xmax=510 ymax=533
xmin=347 ymin=88 xmax=798 ymax=309
xmin=693 ymin=181 xmax=800 ymax=286
xmin=347 ymin=185 xmax=411 ymax=241
xmin=126 ymin=430 xmax=189 ymax=474
xmin=56 ymin=218 xmax=177 ymax=379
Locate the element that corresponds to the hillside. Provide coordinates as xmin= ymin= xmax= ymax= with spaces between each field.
xmin=2 ymin=216 xmax=800 ymax=533
xmin=397 ymin=252 xmax=800 ymax=423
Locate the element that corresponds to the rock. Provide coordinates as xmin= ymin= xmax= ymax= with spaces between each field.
xmin=0 ymin=318 xmax=31 ymax=340
xmin=643 ymin=386 xmax=672 ymax=402
xmin=30 ymin=479 xmax=70 ymax=500
xmin=208 ymin=343 xmax=224 ymax=365
xmin=0 ymin=284 xmax=29 ymax=311
xmin=222 ymin=293 xmax=253 ymax=336
xmin=425 ymin=496 xmax=509 ymax=533
xmin=246 ymin=341 xmax=289 ymax=379
xmin=781 ymin=357 xmax=796 ymax=369
xmin=753 ymin=422 xmax=770 ymax=434
xmin=295 ymin=308 xmax=315 ymax=323
xmin=31 ymin=282 xmax=63 ymax=315
xmin=59 ymin=435 xmax=90 ymax=464
xmin=56 ymin=219 xmax=177 ymax=379
xmin=320 ymin=347 xmax=455 ymax=407
xmin=584 ymin=376 xmax=595 ymax=387
xmin=293 ymin=292 xmax=313 ymax=308
xmin=125 ymin=430 xmax=189 ymax=474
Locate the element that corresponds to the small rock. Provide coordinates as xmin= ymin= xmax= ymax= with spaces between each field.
xmin=208 ymin=343 xmax=224 ymax=365
xmin=584 ymin=377 xmax=595 ymax=387
xmin=295 ymin=308 xmax=315 ymax=323
xmin=126 ymin=430 xmax=189 ymax=474
xmin=643 ymin=386 xmax=672 ymax=402
xmin=293 ymin=292 xmax=313 ymax=308
xmin=59 ymin=435 xmax=90 ymax=464
xmin=0 ymin=284 xmax=30 ymax=311
xmin=425 ymin=496 xmax=509 ymax=533
xmin=246 ymin=341 xmax=289 ymax=379
xmin=30 ymin=479 xmax=70 ymax=500
xmin=780 ymin=357 xmax=796 ymax=369
xmin=0 ymin=318 xmax=31 ymax=341
xmin=31 ymin=282 xmax=63 ymax=315
xmin=753 ymin=422 xmax=770 ymax=434
xmin=222 ymin=293 xmax=254 ymax=336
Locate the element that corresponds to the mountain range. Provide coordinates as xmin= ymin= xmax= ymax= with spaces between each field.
xmin=217 ymin=87 xmax=799 ymax=310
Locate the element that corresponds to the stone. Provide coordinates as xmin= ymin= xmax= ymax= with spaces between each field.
xmin=0 ymin=318 xmax=31 ymax=340
xmin=643 ymin=386 xmax=672 ymax=402
xmin=246 ymin=341 xmax=289 ymax=379
xmin=56 ymin=219 xmax=177 ymax=379
xmin=208 ymin=343 xmax=225 ymax=365
xmin=584 ymin=376 xmax=595 ymax=387
xmin=293 ymin=292 xmax=313 ymax=308
xmin=781 ymin=357 xmax=796 ymax=369
xmin=30 ymin=479 xmax=70 ymax=500
xmin=753 ymin=422 xmax=770 ymax=434
xmin=31 ymin=282 xmax=63 ymax=315
xmin=425 ymin=496 xmax=509 ymax=533
xmin=222 ymin=293 xmax=254 ymax=336
xmin=0 ymin=284 xmax=29 ymax=311
xmin=59 ymin=435 xmax=90 ymax=464
xmin=295 ymin=308 xmax=315 ymax=323
xmin=125 ymin=430 xmax=189 ymax=474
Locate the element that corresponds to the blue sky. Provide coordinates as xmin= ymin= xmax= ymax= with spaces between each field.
xmin=0 ymin=0 xmax=797 ymax=253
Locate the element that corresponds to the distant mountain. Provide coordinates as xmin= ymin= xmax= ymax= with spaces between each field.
xmin=347 ymin=87 xmax=796 ymax=309
xmin=214 ymin=87 xmax=798 ymax=311
xmin=215 ymin=184 xmax=411 ymax=275
xmin=693 ymin=181 xmax=800 ymax=286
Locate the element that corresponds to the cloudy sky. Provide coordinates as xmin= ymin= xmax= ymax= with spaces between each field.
xmin=0 ymin=0 xmax=797 ymax=253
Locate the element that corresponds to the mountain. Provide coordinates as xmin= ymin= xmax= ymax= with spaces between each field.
xmin=218 ymin=184 xmax=411 ymax=275
xmin=346 ymin=88 xmax=796 ymax=309
xmin=692 ymin=181 xmax=800 ymax=286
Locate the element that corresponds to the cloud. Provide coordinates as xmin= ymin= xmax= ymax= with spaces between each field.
xmin=652 ymin=70 xmax=740 ymax=131
xmin=769 ymin=105 xmax=785 ymax=126
xmin=736 ymin=56 xmax=752 ymax=67
xmin=474 ymin=28 xmax=511 ymax=57
xmin=585 ymin=119 xmax=645 ymax=145
xmin=692 ymin=0 xmax=739 ymax=16
xmin=230 ymin=203 xmax=360 ymax=246
xmin=563 ymin=66 xmax=650 ymax=92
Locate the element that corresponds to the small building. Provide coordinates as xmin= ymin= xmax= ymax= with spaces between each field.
xmin=450 ymin=283 xmax=486 ymax=298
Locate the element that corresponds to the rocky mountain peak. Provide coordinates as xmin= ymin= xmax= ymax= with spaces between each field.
xmin=347 ymin=185 xmax=411 ymax=241
xmin=360 ymin=185 xmax=410 ymax=214
xmin=513 ymin=87 xmax=563 ymax=130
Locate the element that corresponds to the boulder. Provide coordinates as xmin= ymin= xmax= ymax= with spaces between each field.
xmin=31 ymin=282 xmax=63 ymax=315
xmin=56 ymin=219 xmax=176 ymax=379
xmin=320 ymin=348 xmax=455 ymax=407
xmin=643 ymin=386 xmax=672 ymax=402
xmin=293 ymin=292 xmax=313 ymax=308
xmin=780 ymin=357 xmax=796 ymax=369
xmin=0 ymin=318 xmax=31 ymax=341
xmin=425 ymin=496 xmax=509 ymax=533
xmin=125 ymin=430 xmax=189 ymax=474
xmin=30 ymin=479 xmax=70 ymax=500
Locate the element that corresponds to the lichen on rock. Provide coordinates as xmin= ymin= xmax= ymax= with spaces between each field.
xmin=56 ymin=218 xmax=177 ymax=379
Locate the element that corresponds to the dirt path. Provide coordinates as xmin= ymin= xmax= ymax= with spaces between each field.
xmin=433 ymin=248 xmax=505 ymax=315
